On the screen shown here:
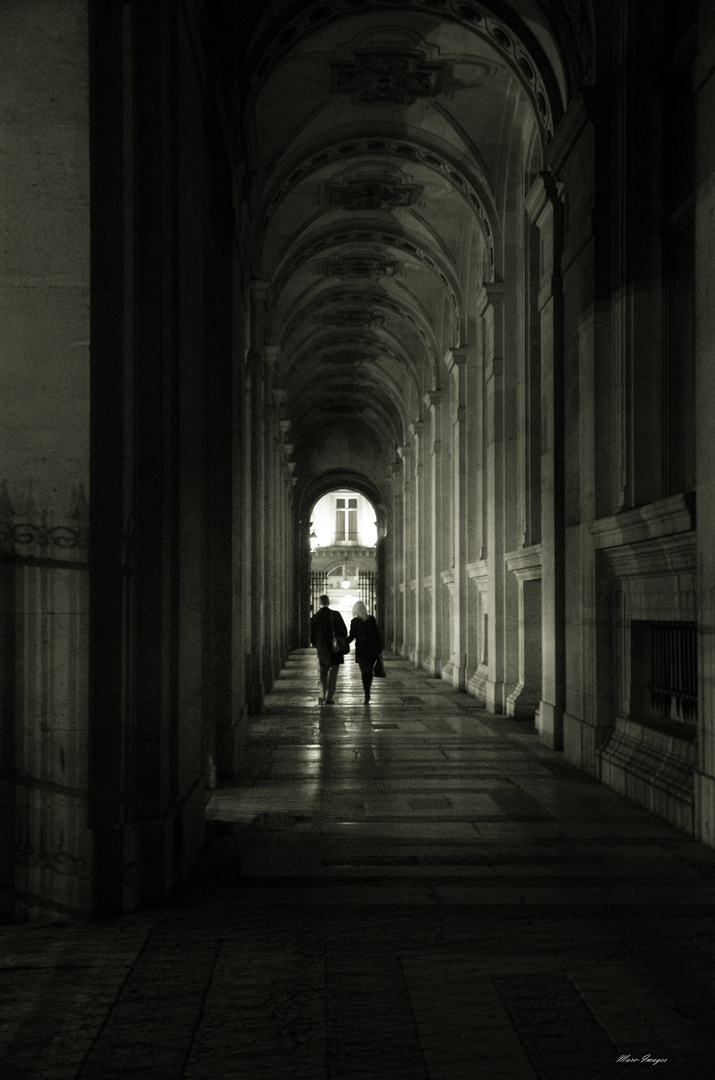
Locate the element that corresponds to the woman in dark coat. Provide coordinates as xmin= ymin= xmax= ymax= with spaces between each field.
xmin=347 ymin=601 xmax=383 ymax=704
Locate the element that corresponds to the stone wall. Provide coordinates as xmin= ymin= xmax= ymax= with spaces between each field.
xmin=0 ymin=2 xmax=91 ymax=919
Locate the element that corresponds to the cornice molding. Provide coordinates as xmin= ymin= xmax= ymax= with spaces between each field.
xmin=505 ymin=544 xmax=542 ymax=578
xmin=591 ymin=493 xmax=695 ymax=551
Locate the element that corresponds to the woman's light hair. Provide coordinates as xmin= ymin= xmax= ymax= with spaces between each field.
xmin=352 ymin=601 xmax=369 ymax=620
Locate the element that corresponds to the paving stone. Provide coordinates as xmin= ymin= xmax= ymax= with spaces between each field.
xmin=3 ymin=651 xmax=715 ymax=1077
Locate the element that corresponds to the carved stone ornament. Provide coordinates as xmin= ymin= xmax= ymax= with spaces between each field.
xmin=561 ymin=0 xmax=595 ymax=83
xmin=254 ymin=2 xmax=553 ymax=137
xmin=329 ymin=350 xmax=378 ymax=364
xmin=330 ymin=49 xmax=449 ymax=105
xmin=316 ymin=254 xmax=402 ymax=280
xmin=322 ymin=404 xmax=359 ymax=415
xmin=319 ymin=308 xmax=389 ymax=328
xmin=325 ymin=175 xmax=423 ymax=212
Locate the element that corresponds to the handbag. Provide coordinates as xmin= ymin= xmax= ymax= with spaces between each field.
xmin=331 ymin=613 xmax=350 ymax=656
xmin=373 ymin=654 xmax=386 ymax=678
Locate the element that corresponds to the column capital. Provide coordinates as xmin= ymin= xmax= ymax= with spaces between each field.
xmin=544 ymin=93 xmax=592 ymax=176
xmin=524 ymin=171 xmax=564 ymax=226
xmin=250 ymin=282 xmax=271 ymax=351
xmin=424 ymin=389 xmax=442 ymax=410
xmin=251 ymin=279 xmax=270 ymax=302
xmin=264 ymin=346 xmax=280 ymax=386
xmin=475 ymin=282 xmax=505 ymax=318
xmin=443 ymin=346 xmax=468 ymax=373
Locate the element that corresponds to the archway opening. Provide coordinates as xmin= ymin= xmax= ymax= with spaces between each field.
xmin=309 ymin=488 xmax=378 ymax=620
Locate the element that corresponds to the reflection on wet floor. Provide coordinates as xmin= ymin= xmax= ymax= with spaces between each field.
xmin=3 ymin=649 xmax=715 ymax=1078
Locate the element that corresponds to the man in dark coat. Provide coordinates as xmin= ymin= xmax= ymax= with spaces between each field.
xmin=310 ymin=594 xmax=348 ymax=704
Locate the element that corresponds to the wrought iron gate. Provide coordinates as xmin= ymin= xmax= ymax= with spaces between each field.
xmin=310 ymin=569 xmax=328 ymax=615
xmin=358 ymin=569 xmax=377 ymax=615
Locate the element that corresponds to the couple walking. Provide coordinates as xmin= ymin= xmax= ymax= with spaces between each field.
xmin=310 ymin=594 xmax=383 ymax=704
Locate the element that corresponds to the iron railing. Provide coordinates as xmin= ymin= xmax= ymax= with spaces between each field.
xmin=651 ymin=620 xmax=697 ymax=724
xmin=310 ymin=569 xmax=329 ymax=616
xmin=358 ymin=569 xmax=377 ymax=614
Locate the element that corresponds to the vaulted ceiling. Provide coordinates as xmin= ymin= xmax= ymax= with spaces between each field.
xmin=225 ymin=0 xmax=590 ymax=505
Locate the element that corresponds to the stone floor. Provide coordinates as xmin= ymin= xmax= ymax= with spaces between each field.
xmin=3 ymin=649 xmax=715 ymax=1079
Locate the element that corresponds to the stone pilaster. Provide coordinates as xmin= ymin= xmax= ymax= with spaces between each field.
xmin=410 ymin=420 xmax=425 ymax=668
xmin=246 ymin=342 xmax=266 ymax=713
xmin=1 ymin=1 xmax=91 ymax=920
xmin=477 ymin=285 xmax=510 ymax=712
xmin=443 ymin=349 xmax=468 ymax=689
xmin=427 ymin=391 xmax=445 ymax=675
xmin=279 ymin=416 xmax=293 ymax=665
xmin=505 ymin=546 xmax=543 ymax=719
xmin=389 ymin=456 xmax=404 ymax=654
xmin=526 ymin=174 xmax=566 ymax=748
xmin=401 ymin=442 xmax=416 ymax=662
xmin=694 ymin=13 xmax=715 ymax=848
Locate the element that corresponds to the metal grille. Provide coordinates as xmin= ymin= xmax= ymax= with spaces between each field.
xmin=651 ymin=620 xmax=697 ymax=723
xmin=358 ymin=569 xmax=377 ymax=615
xmin=310 ymin=570 xmax=328 ymax=616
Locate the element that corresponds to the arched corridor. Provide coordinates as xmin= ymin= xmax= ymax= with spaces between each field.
xmin=2 ymin=0 xmax=715 ymax=954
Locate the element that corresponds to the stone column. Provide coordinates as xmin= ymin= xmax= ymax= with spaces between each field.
xmin=505 ymin=548 xmax=543 ymax=719
xmin=410 ymin=420 xmax=424 ymax=668
xmin=401 ymin=442 xmax=416 ymax=662
xmin=416 ymin=397 xmax=431 ymax=668
xmin=427 ymin=392 xmax=445 ymax=674
xmin=245 ymin=283 xmax=269 ymax=712
xmin=694 ymin=12 xmax=715 ymax=847
xmin=478 ymin=285 xmax=510 ymax=712
xmin=446 ymin=348 xmax=468 ymax=689
xmin=246 ymin=342 xmax=266 ymax=712
xmin=279 ymin=419 xmax=293 ymax=665
xmin=526 ymin=174 xmax=566 ymax=749
xmin=389 ymin=458 xmax=403 ymax=653
xmin=261 ymin=348 xmax=279 ymax=692
xmin=259 ymin=353 xmax=280 ymax=687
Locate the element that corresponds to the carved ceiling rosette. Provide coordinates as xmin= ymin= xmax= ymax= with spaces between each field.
xmin=329 ymin=49 xmax=449 ymax=105
xmin=314 ymin=254 xmax=402 ymax=280
xmin=324 ymin=175 xmax=423 ymax=212
xmin=328 ymin=350 xmax=378 ymax=365
xmin=318 ymin=308 xmax=390 ymax=328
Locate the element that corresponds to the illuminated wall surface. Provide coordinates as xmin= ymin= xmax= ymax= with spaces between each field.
xmin=310 ymin=491 xmax=378 ymax=615
xmin=310 ymin=491 xmax=377 ymax=550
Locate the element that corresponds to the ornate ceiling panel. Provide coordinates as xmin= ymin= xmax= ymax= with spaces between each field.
xmin=228 ymin=0 xmax=575 ymax=495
